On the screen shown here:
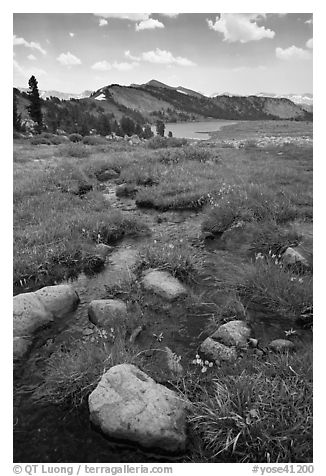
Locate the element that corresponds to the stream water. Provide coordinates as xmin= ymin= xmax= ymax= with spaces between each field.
xmin=13 ymin=181 xmax=312 ymax=463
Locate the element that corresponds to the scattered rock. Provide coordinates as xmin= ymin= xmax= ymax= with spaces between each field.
xmin=200 ymin=337 xmax=237 ymax=362
xmin=142 ymin=270 xmax=187 ymax=301
xmin=13 ymin=292 xmax=53 ymax=337
xmin=88 ymin=364 xmax=187 ymax=452
xmin=96 ymin=169 xmax=120 ymax=182
xmin=211 ymin=320 xmax=251 ymax=347
xmin=13 ymin=284 xmax=79 ymax=359
xmin=268 ymin=339 xmax=295 ymax=353
xmin=282 ymin=247 xmax=309 ymax=268
xmin=82 ymin=328 xmax=95 ymax=336
xmin=34 ymin=284 xmax=79 ymax=318
xmin=95 ymin=243 xmax=113 ymax=259
xmin=88 ymin=299 xmax=127 ymax=328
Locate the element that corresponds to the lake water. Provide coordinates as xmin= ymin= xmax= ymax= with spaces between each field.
xmin=162 ymin=120 xmax=236 ymax=140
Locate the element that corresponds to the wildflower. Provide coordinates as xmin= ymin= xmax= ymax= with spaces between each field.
xmin=298 ymin=278 xmax=303 ymax=283
xmin=195 ymin=354 xmax=200 ymax=359
xmin=204 ymin=360 xmax=209 ymax=366
xmin=192 ymin=359 xmax=197 ymax=365
xmin=201 ymin=366 xmax=207 ymax=373
xmin=196 ymin=358 xmax=202 ymax=364
xmin=209 ymin=362 xmax=213 ymax=367
xmin=285 ymin=328 xmax=297 ymax=337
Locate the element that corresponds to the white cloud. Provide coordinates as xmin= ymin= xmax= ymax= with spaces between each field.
xmin=69 ymin=32 xmax=75 ymax=37
xmin=91 ymin=60 xmax=138 ymax=71
xmin=13 ymin=35 xmax=46 ymax=55
xmin=305 ymin=17 xmax=313 ymax=25
xmin=113 ymin=61 xmax=138 ymax=71
xmin=159 ymin=13 xmax=179 ymax=18
xmin=306 ymin=38 xmax=313 ymax=49
xmin=94 ymin=13 xmax=150 ymax=21
xmin=91 ymin=60 xmax=111 ymax=71
xmin=57 ymin=51 xmax=82 ymax=66
xmin=99 ymin=18 xmax=108 ymax=27
xmin=125 ymin=48 xmax=195 ymax=66
xmin=136 ymin=18 xmax=164 ymax=31
xmin=207 ymin=14 xmax=275 ymax=43
xmin=27 ymin=54 xmax=36 ymax=60
xmin=275 ymin=45 xmax=311 ymax=60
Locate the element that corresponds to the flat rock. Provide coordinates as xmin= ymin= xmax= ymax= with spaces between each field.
xmin=88 ymin=299 xmax=127 ymax=327
xmin=211 ymin=320 xmax=251 ymax=347
xmin=142 ymin=270 xmax=187 ymax=301
xmin=34 ymin=284 xmax=79 ymax=318
xmin=88 ymin=364 xmax=187 ymax=452
xmin=13 ymin=292 xmax=53 ymax=337
xmin=13 ymin=284 xmax=79 ymax=358
xmin=200 ymin=337 xmax=237 ymax=362
xmin=268 ymin=339 xmax=295 ymax=352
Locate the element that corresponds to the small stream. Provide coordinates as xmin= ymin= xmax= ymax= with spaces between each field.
xmin=13 ymin=180 xmax=312 ymax=463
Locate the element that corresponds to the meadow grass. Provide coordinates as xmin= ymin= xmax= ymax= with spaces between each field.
xmin=185 ymin=344 xmax=312 ymax=462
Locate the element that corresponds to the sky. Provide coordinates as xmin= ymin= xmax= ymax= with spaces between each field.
xmin=13 ymin=12 xmax=313 ymax=96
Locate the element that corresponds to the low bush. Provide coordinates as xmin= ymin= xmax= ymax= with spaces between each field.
xmin=145 ymin=135 xmax=187 ymax=149
xmin=82 ymin=135 xmax=107 ymax=146
xmin=69 ymin=133 xmax=83 ymax=143
xmin=60 ymin=143 xmax=90 ymax=158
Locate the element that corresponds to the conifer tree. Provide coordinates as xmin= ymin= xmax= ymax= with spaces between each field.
xmin=13 ymin=89 xmax=22 ymax=131
xmin=27 ymin=75 xmax=43 ymax=133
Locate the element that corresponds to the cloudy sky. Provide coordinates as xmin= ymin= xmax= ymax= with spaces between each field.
xmin=13 ymin=13 xmax=313 ymax=95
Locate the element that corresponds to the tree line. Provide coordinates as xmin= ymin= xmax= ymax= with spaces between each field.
xmin=13 ymin=75 xmax=168 ymax=139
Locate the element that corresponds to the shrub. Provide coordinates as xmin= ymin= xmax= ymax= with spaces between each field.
xmin=69 ymin=133 xmax=83 ymax=143
xmin=60 ymin=143 xmax=90 ymax=158
xmin=82 ymin=135 xmax=107 ymax=146
xmin=30 ymin=136 xmax=52 ymax=145
xmin=146 ymin=135 xmax=187 ymax=149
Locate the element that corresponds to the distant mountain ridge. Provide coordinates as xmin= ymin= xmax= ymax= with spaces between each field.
xmin=16 ymin=79 xmax=313 ymax=124
xmin=89 ymin=80 xmax=312 ymax=122
xmin=18 ymin=88 xmax=93 ymax=101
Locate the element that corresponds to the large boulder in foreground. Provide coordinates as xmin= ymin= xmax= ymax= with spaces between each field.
xmin=211 ymin=320 xmax=252 ymax=348
xmin=13 ymin=284 xmax=79 ymax=358
xmin=142 ymin=270 xmax=187 ymax=301
xmin=88 ymin=364 xmax=187 ymax=452
xmin=34 ymin=284 xmax=79 ymax=318
xmin=200 ymin=337 xmax=237 ymax=363
xmin=88 ymin=299 xmax=127 ymax=328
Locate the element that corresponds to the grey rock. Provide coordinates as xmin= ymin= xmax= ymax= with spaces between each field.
xmin=200 ymin=337 xmax=237 ymax=362
xmin=89 ymin=364 xmax=187 ymax=452
xmin=282 ymin=247 xmax=309 ymax=268
xmin=268 ymin=339 xmax=295 ymax=352
xmin=13 ymin=284 xmax=79 ymax=358
xmin=95 ymin=243 xmax=113 ymax=259
xmin=13 ymin=292 xmax=53 ymax=337
xmin=34 ymin=284 xmax=79 ymax=318
xmin=142 ymin=270 xmax=187 ymax=301
xmin=88 ymin=299 xmax=127 ymax=327
xmin=211 ymin=320 xmax=251 ymax=347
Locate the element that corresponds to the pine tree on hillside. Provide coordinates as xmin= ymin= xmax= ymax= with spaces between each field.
xmin=156 ymin=120 xmax=165 ymax=137
xmin=27 ymin=75 xmax=43 ymax=133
